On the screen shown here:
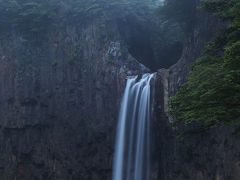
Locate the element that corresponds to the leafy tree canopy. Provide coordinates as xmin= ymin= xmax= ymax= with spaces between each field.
xmin=169 ymin=0 xmax=240 ymax=138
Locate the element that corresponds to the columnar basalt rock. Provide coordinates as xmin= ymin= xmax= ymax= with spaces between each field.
xmin=0 ymin=22 xmax=148 ymax=180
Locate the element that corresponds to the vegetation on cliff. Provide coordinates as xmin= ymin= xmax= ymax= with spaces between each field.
xmin=169 ymin=0 xmax=240 ymax=137
xmin=0 ymin=0 xmax=184 ymax=69
xmin=0 ymin=0 xmax=161 ymax=34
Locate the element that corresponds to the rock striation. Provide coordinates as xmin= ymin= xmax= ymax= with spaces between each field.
xmin=0 ymin=22 xmax=148 ymax=180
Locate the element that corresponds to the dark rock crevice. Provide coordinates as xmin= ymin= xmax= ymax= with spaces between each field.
xmin=118 ymin=20 xmax=156 ymax=70
xmin=117 ymin=18 xmax=184 ymax=71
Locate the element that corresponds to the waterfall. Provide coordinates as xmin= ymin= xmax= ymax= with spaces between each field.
xmin=112 ymin=73 xmax=155 ymax=180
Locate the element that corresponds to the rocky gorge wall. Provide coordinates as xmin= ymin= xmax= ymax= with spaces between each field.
xmin=0 ymin=2 xmax=240 ymax=180
xmin=0 ymin=21 xmax=148 ymax=180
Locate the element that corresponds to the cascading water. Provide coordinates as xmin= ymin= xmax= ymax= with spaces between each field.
xmin=112 ymin=73 xmax=155 ymax=180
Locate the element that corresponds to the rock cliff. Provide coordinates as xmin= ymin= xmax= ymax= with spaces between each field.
xmin=0 ymin=21 xmax=147 ymax=180
xmin=0 ymin=2 xmax=240 ymax=180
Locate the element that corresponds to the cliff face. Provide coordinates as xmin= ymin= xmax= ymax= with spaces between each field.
xmin=1 ymin=2 xmax=240 ymax=180
xmin=155 ymin=4 xmax=240 ymax=180
xmin=0 ymin=22 xmax=147 ymax=180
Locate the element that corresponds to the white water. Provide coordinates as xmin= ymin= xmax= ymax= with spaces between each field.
xmin=112 ymin=73 xmax=155 ymax=180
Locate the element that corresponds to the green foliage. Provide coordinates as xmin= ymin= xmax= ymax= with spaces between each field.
xmin=0 ymin=0 xmax=183 ymax=69
xmin=108 ymin=58 xmax=117 ymax=64
xmin=169 ymin=0 xmax=240 ymax=137
xmin=0 ymin=0 xmax=59 ymax=35
xmin=68 ymin=46 xmax=82 ymax=65
xmin=0 ymin=0 xmax=156 ymax=36
xmin=52 ymin=60 xmax=58 ymax=67
xmin=202 ymin=0 xmax=237 ymax=20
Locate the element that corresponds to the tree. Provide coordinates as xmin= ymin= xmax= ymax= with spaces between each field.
xmin=169 ymin=0 xmax=240 ymax=137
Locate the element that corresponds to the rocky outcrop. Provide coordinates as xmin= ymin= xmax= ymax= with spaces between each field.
xmin=154 ymin=3 xmax=240 ymax=180
xmin=0 ymin=21 xmax=148 ymax=180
